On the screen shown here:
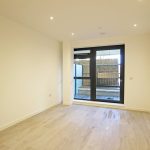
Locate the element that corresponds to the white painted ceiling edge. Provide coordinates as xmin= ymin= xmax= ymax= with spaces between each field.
xmin=0 ymin=0 xmax=150 ymax=41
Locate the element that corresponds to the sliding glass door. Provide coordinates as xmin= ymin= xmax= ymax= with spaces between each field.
xmin=74 ymin=50 xmax=91 ymax=100
xmin=95 ymin=46 xmax=124 ymax=103
xmin=74 ymin=45 xmax=125 ymax=104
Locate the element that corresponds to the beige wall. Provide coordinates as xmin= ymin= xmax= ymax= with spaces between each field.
xmin=72 ymin=34 xmax=150 ymax=112
xmin=0 ymin=16 xmax=62 ymax=130
xmin=62 ymin=41 xmax=74 ymax=105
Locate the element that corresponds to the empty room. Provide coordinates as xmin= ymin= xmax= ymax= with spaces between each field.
xmin=0 ymin=0 xmax=150 ymax=150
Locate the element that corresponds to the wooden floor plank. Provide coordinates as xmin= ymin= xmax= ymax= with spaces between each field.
xmin=0 ymin=105 xmax=150 ymax=150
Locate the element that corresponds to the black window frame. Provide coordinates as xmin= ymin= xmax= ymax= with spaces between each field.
xmin=74 ymin=44 xmax=125 ymax=104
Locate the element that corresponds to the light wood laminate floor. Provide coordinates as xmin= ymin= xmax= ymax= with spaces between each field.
xmin=0 ymin=104 xmax=150 ymax=150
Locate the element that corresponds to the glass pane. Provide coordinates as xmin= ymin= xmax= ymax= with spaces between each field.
xmin=74 ymin=50 xmax=90 ymax=54
xmin=74 ymin=58 xmax=90 ymax=77
xmin=74 ymin=79 xmax=91 ymax=100
xmin=96 ymin=49 xmax=120 ymax=101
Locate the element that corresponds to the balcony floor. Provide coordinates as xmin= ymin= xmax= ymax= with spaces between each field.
xmin=74 ymin=87 xmax=120 ymax=102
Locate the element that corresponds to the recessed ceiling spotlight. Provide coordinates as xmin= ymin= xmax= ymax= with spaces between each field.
xmin=133 ymin=24 xmax=137 ymax=27
xmin=71 ymin=33 xmax=75 ymax=36
xmin=50 ymin=16 xmax=54 ymax=20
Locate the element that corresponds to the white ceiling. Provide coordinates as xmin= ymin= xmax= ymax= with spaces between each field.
xmin=0 ymin=0 xmax=150 ymax=41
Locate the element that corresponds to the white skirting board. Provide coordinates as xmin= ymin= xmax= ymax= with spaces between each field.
xmin=1 ymin=101 xmax=149 ymax=132
xmin=0 ymin=103 xmax=60 ymax=132
xmin=73 ymin=100 xmax=150 ymax=113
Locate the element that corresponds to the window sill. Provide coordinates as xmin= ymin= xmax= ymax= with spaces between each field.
xmin=73 ymin=99 xmax=125 ymax=110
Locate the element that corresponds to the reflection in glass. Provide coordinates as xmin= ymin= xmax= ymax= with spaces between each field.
xmin=74 ymin=79 xmax=91 ymax=100
xmin=96 ymin=49 xmax=121 ymax=101
xmin=74 ymin=58 xmax=90 ymax=77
